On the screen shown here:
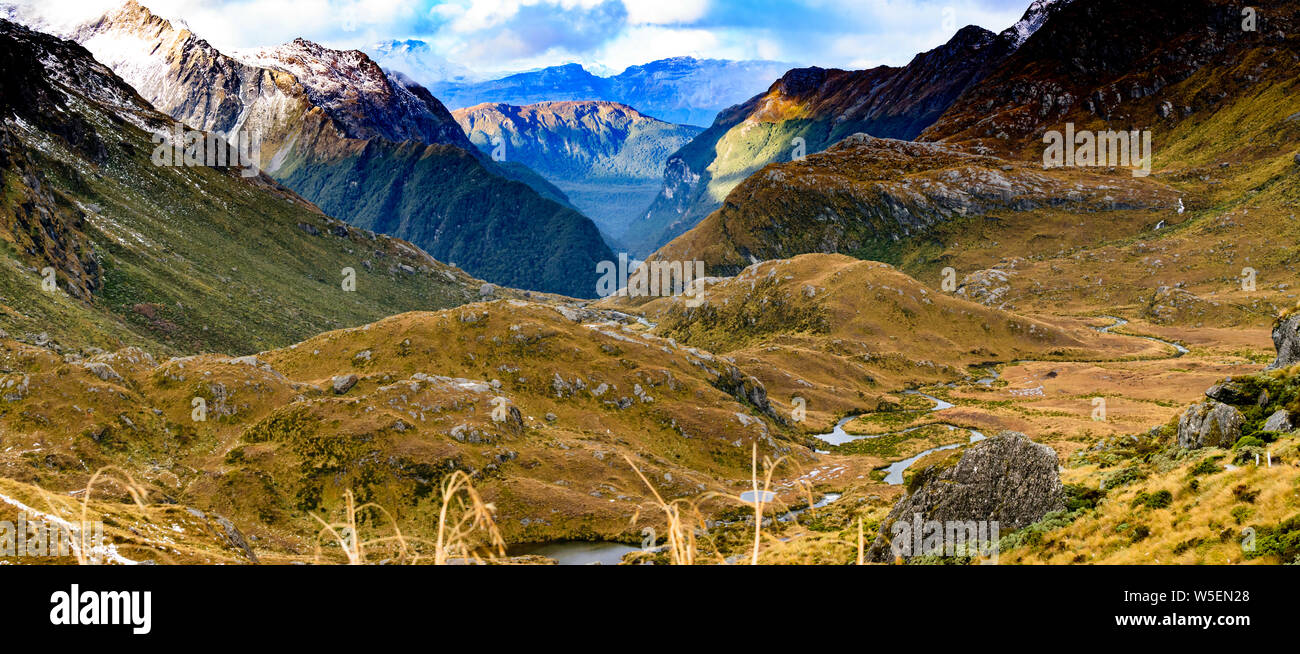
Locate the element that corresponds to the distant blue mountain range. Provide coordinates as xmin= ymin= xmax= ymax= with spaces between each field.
xmin=369 ymin=44 xmax=791 ymax=127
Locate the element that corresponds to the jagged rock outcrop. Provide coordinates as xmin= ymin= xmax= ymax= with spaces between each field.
xmin=712 ymin=364 xmax=783 ymax=424
xmin=1265 ymin=312 xmax=1300 ymax=371
xmin=1177 ymin=401 xmax=1244 ymax=449
xmin=866 ymin=431 xmax=1063 ymax=562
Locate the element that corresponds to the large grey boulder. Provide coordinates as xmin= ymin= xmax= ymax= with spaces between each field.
xmin=1266 ymin=312 xmax=1300 ymax=371
xmin=866 ymin=432 xmax=1063 ymax=562
xmin=1177 ymin=401 xmax=1243 ymax=449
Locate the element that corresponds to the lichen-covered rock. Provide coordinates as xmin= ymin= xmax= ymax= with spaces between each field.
xmin=956 ymin=266 xmax=1018 ymax=309
xmin=1266 ymin=312 xmax=1300 ymax=371
xmin=1177 ymin=401 xmax=1243 ymax=449
xmin=1204 ymin=378 xmax=1253 ymax=404
xmin=866 ymin=431 xmax=1063 ymax=562
xmin=1263 ymin=409 xmax=1294 ymax=433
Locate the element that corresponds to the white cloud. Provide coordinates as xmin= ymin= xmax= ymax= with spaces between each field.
xmin=594 ymin=25 xmax=722 ymax=70
xmin=11 ymin=0 xmax=1037 ymax=77
xmin=621 ymin=0 xmax=709 ymax=25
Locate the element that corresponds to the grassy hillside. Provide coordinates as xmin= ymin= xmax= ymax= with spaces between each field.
xmin=605 ymin=254 xmax=1168 ymax=430
xmin=274 ymin=139 xmax=613 ymax=299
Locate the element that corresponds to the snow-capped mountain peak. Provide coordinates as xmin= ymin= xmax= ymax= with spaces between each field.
xmin=1002 ymin=0 xmax=1076 ymax=48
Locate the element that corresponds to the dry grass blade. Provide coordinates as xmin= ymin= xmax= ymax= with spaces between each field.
xmin=435 ymin=471 xmax=506 ymax=565
xmin=857 ymin=516 xmax=865 ymax=565
xmin=310 ymin=474 xmax=503 ymax=565
xmin=623 ymin=454 xmax=730 ymax=565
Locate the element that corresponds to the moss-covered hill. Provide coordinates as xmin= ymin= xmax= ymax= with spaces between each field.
xmin=0 ymin=298 xmax=817 ymax=559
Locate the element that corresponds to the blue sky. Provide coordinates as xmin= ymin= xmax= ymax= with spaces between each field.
xmin=28 ymin=0 xmax=1036 ymax=77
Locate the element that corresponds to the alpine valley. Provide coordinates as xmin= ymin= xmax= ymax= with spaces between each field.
xmin=0 ymin=0 xmax=1298 ymax=569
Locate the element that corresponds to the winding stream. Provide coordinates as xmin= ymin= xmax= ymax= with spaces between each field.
xmin=1097 ymin=315 xmax=1189 ymax=356
xmin=880 ymin=429 xmax=986 ymax=485
xmin=809 ymin=316 xmax=1192 ymax=487
xmin=813 ymin=391 xmax=983 ymax=485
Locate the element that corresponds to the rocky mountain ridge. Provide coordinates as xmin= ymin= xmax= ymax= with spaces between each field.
xmin=47 ymin=0 xmax=612 ymax=297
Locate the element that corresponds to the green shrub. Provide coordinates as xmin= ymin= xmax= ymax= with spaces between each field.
xmin=1189 ymin=457 xmax=1223 ymax=477
xmin=1232 ymin=446 xmax=1266 ymax=466
xmin=1233 ymin=435 xmax=1265 ymax=450
xmin=1131 ymin=490 xmax=1173 ymax=509
xmin=1232 ymin=505 xmax=1254 ymax=525
xmin=1102 ymin=465 xmax=1148 ymax=489
xmin=1245 ymin=514 xmax=1300 ymax=562
xmin=1064 ymin=484 xmax=1106 ymax=512
xmin=1131 ymin=525 xmax=1151 ymax=542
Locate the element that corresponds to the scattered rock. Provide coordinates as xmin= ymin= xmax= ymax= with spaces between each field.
xmin=332 ymin=374 xmax=359 ymax=394
xmin=1177 ymin=401 xmax=1243 ymax=449
xmin=81 ymin=362 xmax=122 ymax=383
